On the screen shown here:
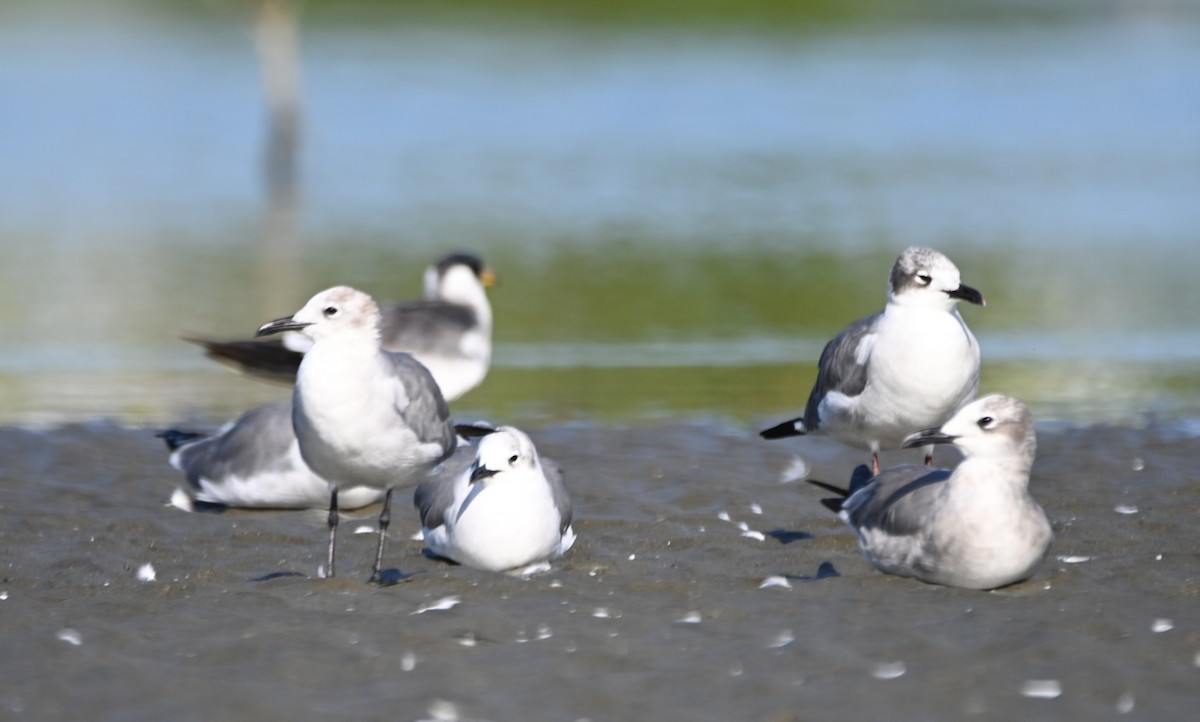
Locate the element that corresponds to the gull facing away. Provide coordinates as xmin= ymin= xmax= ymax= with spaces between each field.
xmin=415 ymin=426 xmax=575 ymax=572
xmin=195 ymin=252 xmax=496 ymax=401
xmin=158 ymin=402 xmax=383 ymax=511
xmin=257 ymin=286 xmax=457 ymax=581
xmin=813 ymin=395 xmax=1052 ymax=590
xmin=761 ymin=247 xmax=984 ymax=474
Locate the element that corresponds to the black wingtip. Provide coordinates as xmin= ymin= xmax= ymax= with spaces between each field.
xmin=819 ymin=498 xmax=845 ymax=514
xmin=454 ymin=423 xmax=499 ymax=439
xmin=156 ymin=429 xmax=205 ymax=452
xmin=806 ymin=478 xmax=849 ymax=498
xmin=759 ymin=418 xmax=806 ymax=439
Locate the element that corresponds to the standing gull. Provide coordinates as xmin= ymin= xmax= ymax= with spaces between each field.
xmin=195 ymin=252 xmax=496 ymax=401
xmin=257 ymin=286 xmax=456 ymax=581
xmin=814 ymin=395 xmax=1052 ymax=590
xmin=158 ymin=402 xmax=383 ymax=511
xmin=761 ymin=247 xmax=984 ymax=474
xmin=415 ymin=426 xmax=575 ymax=572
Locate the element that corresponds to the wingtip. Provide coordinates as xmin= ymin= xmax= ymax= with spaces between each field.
xmin=759 ymin=419 xmax=807 ymax=440
xmin=819 ymin=498 xmax=845 ymax=514
xmin=155 ymin=429 xmax=205 ymax=452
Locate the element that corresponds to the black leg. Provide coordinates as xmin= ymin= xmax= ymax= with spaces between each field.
xmin=326 ymin=486 xmax=339 ymax=578
xmin=369 ymin=487 xmax=394 ymax=584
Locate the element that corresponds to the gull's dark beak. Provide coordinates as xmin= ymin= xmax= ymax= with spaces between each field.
xmin=256 ymin=315 xmax=311 ymax=337
xmin=947 ymin=283 xmax=985 ymax=306
xmin=469 ymin=462 xmax=499 ymax=484
xmin=901 ymin=427 xmax=958 ymax=449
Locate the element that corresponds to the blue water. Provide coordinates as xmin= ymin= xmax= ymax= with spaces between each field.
xmin=1 ymin=1 xmax=1198 ymax=425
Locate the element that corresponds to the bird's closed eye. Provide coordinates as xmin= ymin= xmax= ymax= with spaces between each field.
xmin=917 ymin=273 xmax=933 ymax=285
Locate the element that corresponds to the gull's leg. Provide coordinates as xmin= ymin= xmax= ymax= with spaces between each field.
xmin=923 ymin=445 xmax=934 ymax=467
xmin=326 ymin=486 xmax=339 ymax=578
xmin=871 ymin=452 xmax=880 ymax=476
xmin=368 ymin=487 xmax=394 ymax=584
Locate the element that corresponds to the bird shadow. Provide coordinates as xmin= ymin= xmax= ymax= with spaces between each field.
xmin=765 ymin=529 xmax=814 ymax=545
xmin=372 ymin=568 xmax=419 ymax=586
xmin=249 ymin=571 xmax=307 ymax=582
xmin=785 ymin=561 xmax=840 ymax=582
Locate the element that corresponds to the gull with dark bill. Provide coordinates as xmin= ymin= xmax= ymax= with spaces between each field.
xmin=812 ymin=395 xmax=1052 ymax=590
xmin=415 ymin=426 xmax=575 ymax=573
xmin=158 ymin=402 xmax=383 ymax=511
xmin=761 ymin=246 xmax=985 ymax=474
xmin=196 ymin=252 xmax=496 ymax=401
xmin=257 ymin=286 xmax=456 ymax=581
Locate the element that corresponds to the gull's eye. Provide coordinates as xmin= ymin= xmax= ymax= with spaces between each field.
xmin=977 ymin=416 xmax=994 ymax=429
xmin=917 ymin=273 xmax=933 ymax=285
xmin=323 ymin=306 xmax=339 ymax=317
xmin=508 ymin=454 xmax=519 ymax=464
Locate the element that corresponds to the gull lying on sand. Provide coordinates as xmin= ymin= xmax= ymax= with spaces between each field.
xmin=415 ymin=426 xmax=575 ymax=572
xmin=811 ymin=395 xmax=1052 ymax=590
xmin=158 ymin=403 xmax=383 ymax=511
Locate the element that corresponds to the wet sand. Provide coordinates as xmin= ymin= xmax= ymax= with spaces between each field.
xmin=0 ymin=419 xmax=1197 ymax=721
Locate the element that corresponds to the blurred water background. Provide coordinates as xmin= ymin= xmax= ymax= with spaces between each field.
xmin=1 ymin=0 xmax=1198 ymax=428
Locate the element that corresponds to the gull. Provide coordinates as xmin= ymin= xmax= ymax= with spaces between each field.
xmin=194 ymin=252 xmax=496 ymax=401
xmin=158 ymin=402 xmax=384 ymax=511
xmin=761 ymin=247 xmax=984 ymax=474
xmin=812 ymin=395 xmax=1052 ymax=590
xmin=415 ymin=426 xmax=575 ymax=572
xmin=257 ymin=286 xmax=457 ymax=581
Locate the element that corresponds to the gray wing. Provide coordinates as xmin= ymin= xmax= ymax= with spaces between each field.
xmin=387 ymin=351 xmax=456 ymax=461
xmin=803 ymin=313 xmax=880 ymax=429
xmin=540 ymin=455 xmax=573 ymax=534
xmin=174 ymin=402 xmax=299 ymax=489
xmin=842 ymin=464 xmax=951 ymax=537
xmin=380 ymin=301 xmax=477 ymax=358
xmin=413 ymin=444 xmax=473 ymax=530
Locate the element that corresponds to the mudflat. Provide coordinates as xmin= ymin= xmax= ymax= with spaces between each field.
xmin=0 ymin=420 xmax=1196 ymax=720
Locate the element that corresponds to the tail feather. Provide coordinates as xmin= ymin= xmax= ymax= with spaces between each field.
xmin=759 ymin=417 xmax=806 ymax=439
xmin=186 ymin=337 xmax=302 ymax=382
xmin=805 ymin=478 xmax=848 ymax=513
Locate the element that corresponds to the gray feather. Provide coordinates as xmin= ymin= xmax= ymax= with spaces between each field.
xmin=540 ymin=456 xmax=573 ymax=534
xmin=804 ymin=313 xmax=879 ymax=430
xmin=173 ymin=402 xmax=299 ymax=491
xmin=842 ymin=464 xmax=951 ymax=537
xmin=380 ymin=301 xmax=478 ymax=358
xmin=387 ymin=351 xmax=455 ymax=462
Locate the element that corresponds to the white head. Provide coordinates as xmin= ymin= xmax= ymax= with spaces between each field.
xmin=423 ymin=252 xmax=496 ymax=306
xmin=887 ymin=247 xmax=985 ymax=310
xmin=257 ymin=286 xmax=382 ymax=343
xmin=903 ymin=394 xmax=1037 ymax=469
xmin=468 ymin=426 xmax=540 ymax=485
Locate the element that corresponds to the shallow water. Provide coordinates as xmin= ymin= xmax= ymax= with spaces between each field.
xmin=1 ymin=421 xmax=1198 ymax=720
xmin=1 ymin=1 xmax=1199 ymax=427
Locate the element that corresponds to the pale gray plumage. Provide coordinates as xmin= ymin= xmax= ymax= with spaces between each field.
xmin=833 ymin=395 xmax=1052 ymax=590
